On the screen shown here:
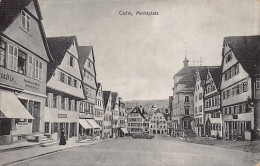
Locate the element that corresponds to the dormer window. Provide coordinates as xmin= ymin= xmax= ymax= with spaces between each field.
xmin=225 ymin=53 xmax=232 ymax=63
xmin=21 ymin=10 xmax=30 ymax=33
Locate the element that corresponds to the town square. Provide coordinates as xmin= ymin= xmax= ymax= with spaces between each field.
xmin=0 ymin=0 xmax=260 ymax=165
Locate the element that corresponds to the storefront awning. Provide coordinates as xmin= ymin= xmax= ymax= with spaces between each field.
xmin=79 ymin=119 xmax=92 ymax=129
xmin=86 ymin=119 xmax=100 ymax=129
xmin=120 ymin=128 xmax=128 ymax=133
xmin=0 ymin=90 xmax=34 ymax=119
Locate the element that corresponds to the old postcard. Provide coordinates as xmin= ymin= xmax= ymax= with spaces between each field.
xmin=0 ymin=0 xmax=260 ymax=165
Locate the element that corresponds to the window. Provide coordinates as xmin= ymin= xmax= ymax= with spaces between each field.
xmin=7 ymin=44 xmax=18 ymax=71
xmin=243 ymin=82 xmax=248 ymax=92
xmin=68 ymin=76 xmax=72 ymax=86
xmin=185 ymin=109 xmax=189 ymax=115
xmin=27 ymin=55 xmax=33 ymax=77
xmin=74 ymin=79 xmax=78 ymax=88
xmin=18 ymin=50 xmax=27 ymax=75
xmin=69 ymin=56 xmax=74 ymax=67
xmin=21 ymin=11 xmax=30 ymax=33
xmin=0 ymin=40 xmax=6 ymax=66
xmin=199 ymin=105 xmax=202 ymax=112
xmin=53 ymin=94 xmax=57 ymax=108
xmin=44 ymin=122 xmax=49 ymax=133
xmin=226 ymin=53 xmax=232 ymax=63
xmin=257 ymin=78 xmax=260 ymax=89
xmin=35 ymin=59 xmax=42 ymax=80
xmin=199 ymin=93 xmax=202 ymax=100
xmin=60 ymin=72 xmax=65 ymax=83
xmin=61 ymin=96 xmax=65 ymax=110
xmin=185 ymin=96 xmax=189 ymax=102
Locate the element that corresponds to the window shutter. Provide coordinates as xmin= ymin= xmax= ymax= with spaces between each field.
xmin=47 ymin=93 xmax=53 ymax=108
xmin=76 ymin=101 xmax=80 ymax=112
xmin=57 ymin=71 xmax=61 ymax=81
xmin=57 ymin=95 xmax=61 ymax=110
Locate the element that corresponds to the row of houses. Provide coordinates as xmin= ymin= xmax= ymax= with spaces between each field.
xmin=169 ymin=35 xmax=260 ymax=140
xmin=0 ymin=0 xmax=127 ymax=145
xmin=127 ymin=106 xmax=169 ymax=136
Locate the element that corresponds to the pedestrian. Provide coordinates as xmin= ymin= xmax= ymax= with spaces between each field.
xmin=59 ymin=129 xmax=66 ymax=145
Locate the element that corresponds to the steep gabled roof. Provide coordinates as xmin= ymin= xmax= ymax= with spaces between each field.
xmin=0 ymin=0 xmax=53 ymax=62
xmin=198 ymin=67 xmax=208 ymax=81
xmin=46 ymin=36 xmax=76 ymax=81
xmin=78 ymin=46 xmax=93 ymax=68
xmin=130 ymin=106 xmax=147 ymax=119
xmin=103 ymin=91 xmax=111 ymax=110
xmin=111 ymin=92 xmax=118 ymax=109
xmin=224 ymin=35 xmax=260 ymax=75
xmin=174 ymin=66 xmax=198 ymax=77
xmin=0 ymin=0 xmax=32 ymax=32
xmin=208 ymin=67 xmax=222 ymax=89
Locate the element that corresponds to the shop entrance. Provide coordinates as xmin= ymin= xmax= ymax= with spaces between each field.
xmin=32 ymin=102 xmax=40 ymax=133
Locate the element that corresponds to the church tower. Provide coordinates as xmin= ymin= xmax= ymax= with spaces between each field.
xmin=183 ymin=56 xmax=189 ymax=67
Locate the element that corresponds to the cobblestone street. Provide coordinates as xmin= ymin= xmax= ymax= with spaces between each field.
xmin=9 ymin=137 xmax=260 ymax=166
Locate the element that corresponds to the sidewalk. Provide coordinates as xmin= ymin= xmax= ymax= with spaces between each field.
xmin=0 ymin=139 xmax=105 ymax=166
xmin=178 ymin=136 xmax=260 ymax=153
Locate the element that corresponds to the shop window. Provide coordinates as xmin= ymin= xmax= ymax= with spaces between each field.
xmin=45 ymin=122 xmax=50 ymax=133
xmin=17 ymin=50 xmax=27 ymax=75
xmin=245 ymin=121 xmax=251 ymax=130
xmin=7 ymin=44 xmax=18 ymax=71
xmin=21 ymin=10 xmax=30 ymax=33
xmin=0 ymin=40 xmax=6 ymax=66
xmin=0 ymin=119 xmax=11 ymax=136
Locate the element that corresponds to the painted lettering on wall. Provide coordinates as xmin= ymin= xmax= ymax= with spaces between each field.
xmin=24 ymin=79 xmax=40 ymax=90
xmin=0 ymin=72 xmax=15 ymax=82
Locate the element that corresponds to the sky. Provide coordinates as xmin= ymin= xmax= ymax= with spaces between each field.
xmin=39 ymin=0 xmax=260 ymax=101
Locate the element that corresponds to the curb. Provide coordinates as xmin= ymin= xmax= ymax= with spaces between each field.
xmin=3 ymin=142 xmax=96 ymax=166
xmin=0 ymin=143 xmax=42 ymax=153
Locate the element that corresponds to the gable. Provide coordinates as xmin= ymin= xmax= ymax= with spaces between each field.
xmin=88 ymin=50 xmax=94 ymax=62
xmin=2 ymin=1 xmax=49 ymax=62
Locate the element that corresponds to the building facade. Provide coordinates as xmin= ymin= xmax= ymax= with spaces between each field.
xmin=111 ymin=92 xmax=119 ymax=138
xmin=171 ymin=57 xmax=195 ymax=137
xmin=103 ymin=91 xmax=113 ymax=139
xmin=45 ymin=36 xmax=84 ymax=142
xmin=95 ymin=83 xmax=104 ymax=139
xmin=149 ymin=110 xmax=168 ymax=135
xmin=118 ymin=97 xmax=127 ymax=137
xmin=0 ymin=0 xmax=53 ymax=144
xmin=220 ymin=36 xmax=260 ymax=140
xmin=78 ymin=46 xmax=100 ymax=139
xmin=204 ymin=67 xmax=222 ymax=138
xmin=127 ymin=106 xmax=148 ymax=135
xmin=193 ymin=67 xmax=207 ymax=137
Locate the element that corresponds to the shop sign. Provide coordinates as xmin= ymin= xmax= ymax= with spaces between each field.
xmin=58 ymin=114 xmax=67 ymax=118
xmin=0 ymin=67 xmax=45 ymax=94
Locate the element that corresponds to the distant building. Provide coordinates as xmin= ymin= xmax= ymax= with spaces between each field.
xmin=103 ymin=91 xmax=113 ymax=139
xmin=171 ymin=57 xmax=196 ymax=137
xmin=127 ymin=106 xmax=149 ymax=135
xmin=111 ymin=92 xmax=120 ymax=138
xmin=220 ymin=36 xmax=260 ymax=140
xmin=118 ymin=97 xmax=128 ymax=137
xmin=194 ymin=66 xmax=218 ymax=137
xmin=149 ymin=109 xmax=168 ymax=135
xmin=95 ymin=83 xmax=104 ymax=139
xmin=204 ymin=67 xmax=222 ymax=138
